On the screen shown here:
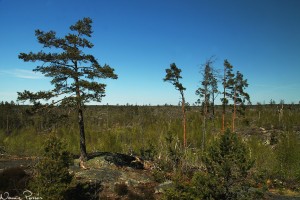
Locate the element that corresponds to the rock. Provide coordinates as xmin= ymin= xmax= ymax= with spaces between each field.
xmin=69 ymin=152 xmax=155 ymax=198
xmin=74 ymin=152 xmax=144 ymax=169
xmin=104 ymin=152 xmax=144 ymax=169
xmin=74 ymin=167 xmax=122 ymax=182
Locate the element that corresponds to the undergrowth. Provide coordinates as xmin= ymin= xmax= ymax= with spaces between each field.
xmin=1 ymin=104 xmax=300 ymax=195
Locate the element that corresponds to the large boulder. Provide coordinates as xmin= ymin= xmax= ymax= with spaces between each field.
xmin=70 ymin=152 xmax=156 ymax=199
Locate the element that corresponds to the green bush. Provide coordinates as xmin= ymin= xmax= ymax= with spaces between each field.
xmin=163 ymin=179 xmax=193 ymax=200
xmin=30 ymin=134 xmax=73 ymax=200
xmin=164 ymin=129 xmax=261 ymax=200
xmin=194 ymin=129 xmax=257 ymax=199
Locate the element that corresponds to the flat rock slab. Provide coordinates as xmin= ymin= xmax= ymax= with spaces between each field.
xmin=74 ymin=168 xmax=122 ymax=182
xmin=0 ymin=157 xmax=35 ymax=172
xmin=71 ymin=165 xmax=153 ymax=185
xmin=70 ymin=152 xmax=154 ymax=193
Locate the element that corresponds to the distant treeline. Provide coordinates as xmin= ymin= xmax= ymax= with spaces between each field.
xmin=1 ymin=100 xmax=300 ymax=135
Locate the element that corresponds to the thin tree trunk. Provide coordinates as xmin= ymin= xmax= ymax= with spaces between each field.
xmin=181 ymin=92 xmax=187 ymax=148
xmin=202 ymin=115 xmax=206 ymax=152
xmin=212 ymin=93 xmax=215 ymax=117
xmin=212 ymin=92 xmax=216 ymax=129
xmin=222 ymin=67 xmax=226 ymax=133
xmin=232 ymin=90 xmax=236 ymax=132
xmin=202 ymin=93 xmax=207 ymax=152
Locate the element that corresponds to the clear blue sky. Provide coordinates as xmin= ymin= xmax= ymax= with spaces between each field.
xmin=0 ymin=0 xmax=299 ymax=105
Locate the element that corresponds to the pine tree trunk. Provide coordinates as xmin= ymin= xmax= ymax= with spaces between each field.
xmin=212 ymin=93 xmax=217 ymax=129
xmin=78 ymin=108 xmax=88 ymax=161
xmin=222 ymin=66 xmax=226 ymax=133
xmin=75 ymin=61 xmax=88 ymax=161
xmin=202 ymin=93 xmax=207 ymax=152
xmin=212 ymin=93 xmax=215 ymax=117
xmin=181 ymin=91 xmax=187 ymax=148
xmin=232 ymin=90 xmax=236 ymax=132
xmin=202 ymin=115 xmax=206 ymax=152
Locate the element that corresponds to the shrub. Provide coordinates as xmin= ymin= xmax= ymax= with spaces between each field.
xmin=30 ymin=134 xmax=73 ymax=199
xmin=163 ymin=179 xmax=193 ymax=200
xmin=140 ymin=142 xmax=157 ymax=161
xmin=164 ymin=129 xmax=260 ymax=200
xmin=193 ymin=129 xmax=256 ymax=199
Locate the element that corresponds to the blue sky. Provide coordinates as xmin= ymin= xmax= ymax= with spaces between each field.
xmin=0 ymin=0 xmax=299 ymax=105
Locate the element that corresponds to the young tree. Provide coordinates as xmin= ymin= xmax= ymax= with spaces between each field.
xmin=221 ymin=60 xmax=235 ymax=132
xmin=210 ymin=68 xmax=219 ymax=117
xmin=196 ymin=63 xmax=210 ymax=152
xmin=192 ymin=129 xmax=255 ymax=200
xmin=30 ymin=135 xmax=73 ymax=199
xmin=231 ymin=71 xmax=250 ymax=132
xmin=163 ymin=63 xmax=187 ymax=148
xmin=163 ymin=129 xmax=257 ymax=200
xmin=17 ymin=18 xmax=118 ymax=161
xmin=196 ymin=59 xmax=219 ymax=151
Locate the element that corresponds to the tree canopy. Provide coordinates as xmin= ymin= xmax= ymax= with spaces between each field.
xmin=18 ymin=17 xmax=117 ymax=106
xmin=17 ymin=17 xmax=118 ymax=161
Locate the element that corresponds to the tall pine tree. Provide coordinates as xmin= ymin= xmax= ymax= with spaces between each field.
xmin=231 ymin=71 xmax=250 ymax=132
xmin=196 ymin=59 xmax=219 ymax=151
xmin=221 ymin=60 xmax=235 ymax=132
xmin=163 ymin=63 xmax=187 ymax=148
xmin=17 ymin=17 xmax=118 ymax=161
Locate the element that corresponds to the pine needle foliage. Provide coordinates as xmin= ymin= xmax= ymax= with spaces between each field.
xmin=17 ymin=17 xmax=118 ymax=160
xmin=30 ymin=135 xmax=73 ymax=200
xmin=195 ymin=59 xmax=219 ymax=151
xmin=194 ymin=129 xmax=255 ymax=199
xmin=164 ymin=129 xmax=256 ymax=200
xmin=221 ymin=60 xmax=235 ymax=131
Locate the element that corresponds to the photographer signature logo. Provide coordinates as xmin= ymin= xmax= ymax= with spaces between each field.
xmin=0 ymin=190 xmax=42 ymax=200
